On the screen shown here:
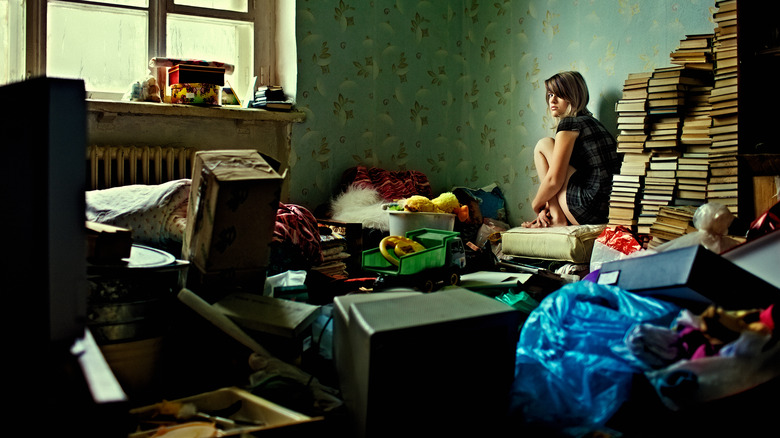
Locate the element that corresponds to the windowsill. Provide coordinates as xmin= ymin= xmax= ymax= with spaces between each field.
xmin=86 ymin=99 xmax=306 ymax=123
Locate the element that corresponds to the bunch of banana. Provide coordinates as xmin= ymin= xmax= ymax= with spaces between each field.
xmin=378 ymin=235 xmax=426 ymax=266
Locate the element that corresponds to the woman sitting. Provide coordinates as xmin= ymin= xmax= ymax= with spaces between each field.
xmin=523 ymin=71 xmax=621 ymax=228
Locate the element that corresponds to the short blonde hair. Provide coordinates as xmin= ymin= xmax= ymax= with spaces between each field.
xmin=545 ymin=71 xmax=591 ymax=118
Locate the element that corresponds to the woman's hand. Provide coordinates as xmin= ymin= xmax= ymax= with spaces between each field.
xmin=536 ymin=207 xmax=552 ymax=227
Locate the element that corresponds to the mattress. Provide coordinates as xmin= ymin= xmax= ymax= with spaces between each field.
xmin=501 ymin=224 xmax=606 ymax=263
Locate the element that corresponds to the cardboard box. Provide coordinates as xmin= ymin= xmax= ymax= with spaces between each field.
xmin=130 ymin=386 xmax=320 ymax=435
xmin=213 ymin=292 xmax=321 ymax=360
xmin=598 ymin=244 xmax=780 ymax=312
xmin=213 ymin=292 xmax=320 ymax=339
xmin=183 ymin=150 xmax=284 ymax=274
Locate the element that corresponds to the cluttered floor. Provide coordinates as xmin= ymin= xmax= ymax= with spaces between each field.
xmin=64 ymin=161 xmax=780 ymax=438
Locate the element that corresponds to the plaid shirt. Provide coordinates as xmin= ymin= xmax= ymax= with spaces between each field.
xmin=556 ymin=115 xmax=620 ymax=224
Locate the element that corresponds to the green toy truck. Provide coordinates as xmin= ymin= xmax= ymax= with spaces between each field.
xmin=361 ymin=228 xmax=467 ymax=292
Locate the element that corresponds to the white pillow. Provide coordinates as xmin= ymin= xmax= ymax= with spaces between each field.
xmin=501 ymin=224 xmax=606 ymax=263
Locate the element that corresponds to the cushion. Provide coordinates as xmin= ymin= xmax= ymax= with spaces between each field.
xmin=501 ymin=224 xmax=607 ymax=263
xmin=86 ymin=179 xmax=191 ymax=248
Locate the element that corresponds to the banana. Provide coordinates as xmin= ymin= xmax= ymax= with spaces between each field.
xmin=379 ymin=236 xmax=425 ymax=266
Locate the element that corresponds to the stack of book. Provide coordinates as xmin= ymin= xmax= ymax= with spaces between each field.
xmin=251 ymin=85 xmax=294 ymax=111
xmin=615 ymin=72 xmax=652 ymax=155
xmin=676 ymin=153 xmax=710 ymax=205
xmin=645 ymin=117 xmax=682 ymax=151
xmin=708 ymin=0 xmax=739 ymax=214
xmin=607 ymin=174 xmax=643 ymax=228
xmin=646 ymin=66 xmax=707 ymax=116
xmin=647 ymin=205 xmax=698 ymax=249
xmin=614 ymin=72 xmax=653 ymax=183
xmin=311 ymin=227 xmax=351 ymax=280
xmin=680 ymin=115 xmax=713 ymax=154
xmin=638 ymin=154 xmax=679 ymax=228
xmin=670 ymin=33 xmax=714 ymax=71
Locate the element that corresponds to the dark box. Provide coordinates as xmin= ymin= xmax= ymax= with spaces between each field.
xmin=168 ymin=64 xmax=225 ymax=86
xmin=598 ymin=244 xmax=779 ymax=312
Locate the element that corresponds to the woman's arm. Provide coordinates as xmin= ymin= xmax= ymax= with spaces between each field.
xmin=531 ymin=129 xmax=578 ymax=213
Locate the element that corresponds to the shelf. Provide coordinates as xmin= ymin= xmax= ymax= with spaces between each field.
xmin=86 ymin=99 xmax=305 ymax=124
xmin=739 ymin=154 xmax=780 ymax=175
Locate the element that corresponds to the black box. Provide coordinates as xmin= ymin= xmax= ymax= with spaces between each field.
xmin=598 ymin=244 xmax=779 ymax=312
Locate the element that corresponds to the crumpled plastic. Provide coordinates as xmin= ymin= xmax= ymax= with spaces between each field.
xmin=590 ymin=226 xmax=644 ymax=272
xmin=644 ymin=330 xmax=780 ymax=412
xmin=510 ymin=281 xmax=681 ymax=436
xmin=653 ymin=202 xmax=741 ymax=254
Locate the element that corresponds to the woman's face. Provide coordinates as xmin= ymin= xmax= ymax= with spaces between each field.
xmin=547 ymin=92 xmax=570 ymax=118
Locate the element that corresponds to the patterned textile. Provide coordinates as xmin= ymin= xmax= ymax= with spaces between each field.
xmin=342 ymin=165 xmax=433 ymax=201
xmin=85 ymin=179 xmax=191 ymax=249
xmin=270 ymin=203 xmax=323 ymax=273
xmin=557 ymin=115 xmax=620 ymax=225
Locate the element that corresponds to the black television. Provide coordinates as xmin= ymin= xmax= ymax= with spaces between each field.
xmin=332 ymin=288 xmax=521 ymax=438
xmin=2 ymin=77 xmax=128 ymax=436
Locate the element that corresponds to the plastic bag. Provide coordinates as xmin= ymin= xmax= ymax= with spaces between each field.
xmin=589 ymin=226 xmax=644 ymax=272
xmin=645 ymin=330 xmax=780 ymax=412
xmin=653 ymin=202 xmax=741 ymax=253
xmin=510 ymin=281 xmax=681 ymax=437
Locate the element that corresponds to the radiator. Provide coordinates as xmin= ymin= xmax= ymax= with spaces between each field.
xmin=87 ymin=145 xmax=197 ymax=190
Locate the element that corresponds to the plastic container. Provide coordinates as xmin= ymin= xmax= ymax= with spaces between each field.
xmin=388 ymin=211 xmax=455 ymax=237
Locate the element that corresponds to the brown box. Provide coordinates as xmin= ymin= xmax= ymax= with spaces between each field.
xmin=183 ymin=150 xmax=284 ymax=273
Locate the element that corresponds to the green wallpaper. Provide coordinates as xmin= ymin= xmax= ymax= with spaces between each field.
xmin=290 ymin=0 xmax=716 ymax=226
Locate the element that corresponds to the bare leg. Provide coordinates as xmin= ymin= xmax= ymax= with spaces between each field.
xmin=558 ymin=168 xmax=580 ymax=226
xmin=523 ymin=137 xmax=577 ymax=227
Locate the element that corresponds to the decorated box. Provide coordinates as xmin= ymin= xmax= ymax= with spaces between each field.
xmin=170 ymin=83 xmax=221 ymax=106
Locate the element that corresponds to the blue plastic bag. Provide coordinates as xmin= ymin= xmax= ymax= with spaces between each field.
xmin=510 ymin=281 xmax=681 ymax=436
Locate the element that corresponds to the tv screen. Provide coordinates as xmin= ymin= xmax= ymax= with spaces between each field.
xmin=333 ymin=288 xmax=521 ymax=437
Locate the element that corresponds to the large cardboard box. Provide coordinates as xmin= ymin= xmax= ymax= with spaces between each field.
xmin=598 ymin=244 xmax=779 ymax=312
xmin=183 ymin=150 xmax=284 ymax=274
xmin=130 ymin=387 xmax=321 ymax=435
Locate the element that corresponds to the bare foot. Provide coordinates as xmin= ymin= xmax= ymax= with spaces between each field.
xmin=521 ymin=218 xmax=544 ymax=228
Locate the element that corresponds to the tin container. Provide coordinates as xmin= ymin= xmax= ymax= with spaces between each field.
xmin=170 ymin=83 xmax=222 ymax=106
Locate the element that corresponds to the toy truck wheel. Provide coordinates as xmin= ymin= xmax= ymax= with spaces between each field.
xmin=420 ymin=279 xmax=436 ymax=292
xmin=448 ymin=272 xmax=460 ymax=286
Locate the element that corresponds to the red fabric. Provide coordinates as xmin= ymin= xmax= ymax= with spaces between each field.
xmin=273 ymin=203 xmax=323 ymax=264
xmin=760 ymin=304 xmax=775 ymax=332
xmin=345 ymin=165 xmax=433 ymax=201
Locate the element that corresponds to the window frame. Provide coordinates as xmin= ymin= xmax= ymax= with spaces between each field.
xmin=26 ymin=0 xmax=279 ymax=98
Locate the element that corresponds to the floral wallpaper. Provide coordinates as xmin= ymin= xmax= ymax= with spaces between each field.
xmin=289 ymin=0 xmax=716 ymax=226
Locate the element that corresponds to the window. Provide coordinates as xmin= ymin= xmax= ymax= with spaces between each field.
xmin=1 ymin=0 xmax=25 ymax=85
xmin=7 ymin=0 xmax=290 ymax=101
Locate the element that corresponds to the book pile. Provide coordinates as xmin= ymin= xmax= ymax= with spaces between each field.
xmin=637 ymin=154 xmax=678 ymax=228
xmin=615 ymin=72 xmax=651 ymax=155
xmin=675 ymin=153 xmax=710 ymax=205
xmin=647 ymin=66 xmax=708 ymax=116
xmin=708 ymin=0 xmax=739 ymax=214
xmin=645 ymin=116 xmax=681 ymax=151
xmin=647 ymin=205 xmax=698 ymax=249
xmin=608 ymin=174 xmax=643 ymax=227
xmin=251 ymin=85 xmax=294 ymax=111
xmin=311 ymin=227 xmax=351 ymax=280
xmin=670 ymin=33 xmax=714 ymax=71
